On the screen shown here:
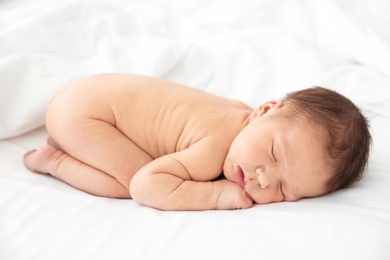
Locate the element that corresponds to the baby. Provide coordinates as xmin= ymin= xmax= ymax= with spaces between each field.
xmin=23 ymin=73 xmax=371 ymax=210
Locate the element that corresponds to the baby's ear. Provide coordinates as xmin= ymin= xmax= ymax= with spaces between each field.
xmin=250 ymin=100 xmax=283 ymax=121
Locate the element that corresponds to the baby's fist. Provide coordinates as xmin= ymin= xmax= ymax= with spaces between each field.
xmin=215 ymin=179 xmax=253 ymax=210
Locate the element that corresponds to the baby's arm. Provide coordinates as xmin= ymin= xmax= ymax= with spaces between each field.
xmin=130 ymin=139 xmax=253 ymax=210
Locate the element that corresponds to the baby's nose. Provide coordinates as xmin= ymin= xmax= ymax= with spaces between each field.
xmin=256 ymin=167 xmax=270 ymax=189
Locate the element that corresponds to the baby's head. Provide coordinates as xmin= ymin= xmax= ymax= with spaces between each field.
xmin=223 ymin=86 xmax=371 ymax=204
xmin=281 ymin=86 xmax=372 ymax=194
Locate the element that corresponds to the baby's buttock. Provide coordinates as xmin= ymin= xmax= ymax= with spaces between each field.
xmin=45 ymin=78 xmax=118 ymax=142
xmin=45 ymin=75 xmax=165 ymax=157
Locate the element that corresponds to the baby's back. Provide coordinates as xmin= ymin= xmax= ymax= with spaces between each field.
xmin=47 ymin=73 xmax=252 ymax=159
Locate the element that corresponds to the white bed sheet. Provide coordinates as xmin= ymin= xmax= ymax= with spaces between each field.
xmin=1 ymin=0 xmax=390 ymax=259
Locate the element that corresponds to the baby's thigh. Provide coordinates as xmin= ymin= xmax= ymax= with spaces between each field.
xmin=46 ymin=114 xmax=152 ymax=188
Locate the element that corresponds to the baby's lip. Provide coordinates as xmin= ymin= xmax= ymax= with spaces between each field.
xmin=234 ymin=166 xmax=254 ymax=202
xmin=234 ymin=165 xmax=245 ymax=187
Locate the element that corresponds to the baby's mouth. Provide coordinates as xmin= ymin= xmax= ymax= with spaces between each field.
xmin=234 ymin=165 xmax=254 ymax=202
xmin=234 ymin=165 xmax=246 ymax=187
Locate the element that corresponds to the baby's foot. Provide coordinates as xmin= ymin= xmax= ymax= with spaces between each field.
xmin=23 ymin=145 xmax=58 ymax=174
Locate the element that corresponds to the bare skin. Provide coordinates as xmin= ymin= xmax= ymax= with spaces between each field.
xmin=24 ymin=73 xmax=329 ymax=210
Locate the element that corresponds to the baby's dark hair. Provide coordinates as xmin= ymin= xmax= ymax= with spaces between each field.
xmin=282 ymin=86 xmax=372 ymax=194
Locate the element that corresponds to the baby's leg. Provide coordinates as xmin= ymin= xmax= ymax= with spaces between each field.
xmin=24 ymin=145 xmax=131 ymax=198
xmin=46 ymin=116 xmax=153 ymax=197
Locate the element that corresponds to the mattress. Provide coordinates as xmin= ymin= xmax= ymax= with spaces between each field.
xmin=1 ymin=0 xmax=390 ymax=259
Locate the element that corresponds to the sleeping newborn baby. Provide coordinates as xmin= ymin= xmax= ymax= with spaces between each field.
xmin=23 ymin=73 xmax=371 ymax=210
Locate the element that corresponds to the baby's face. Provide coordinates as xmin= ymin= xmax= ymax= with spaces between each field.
xmin=223 ymin=108 xmax=330 ymax=204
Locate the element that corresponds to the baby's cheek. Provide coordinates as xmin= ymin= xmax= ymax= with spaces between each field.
xmin=250 ymin=190 xmax=282 ymax=204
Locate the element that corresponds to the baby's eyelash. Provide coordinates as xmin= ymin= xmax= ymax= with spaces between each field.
xmin=279 ymin=182 xmax=285 ymax=199
xmin=271 ymin=140 xmax=277 ymax=162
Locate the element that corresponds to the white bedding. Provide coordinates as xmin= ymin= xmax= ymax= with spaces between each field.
xmin=1 ymin=0 xmax=390 ymax=259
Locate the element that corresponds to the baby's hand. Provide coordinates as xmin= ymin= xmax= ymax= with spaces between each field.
xmin=215 ymin=179 xmax=253 ymax=210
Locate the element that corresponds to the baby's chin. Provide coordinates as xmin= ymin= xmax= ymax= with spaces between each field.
xmin=245 ymin=191 xmax=255 ymax=203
